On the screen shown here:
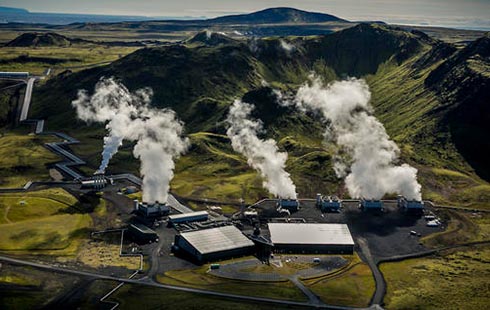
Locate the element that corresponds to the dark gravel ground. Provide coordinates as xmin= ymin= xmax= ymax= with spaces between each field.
xmin=254 ymin=199 xmax=446 ymax=260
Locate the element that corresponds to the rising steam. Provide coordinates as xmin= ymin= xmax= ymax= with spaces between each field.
xmin=294 ymin=77 xmax=422 ymax=200
xmin=72 ymin=77 xmax=189 ymax=203
xmin=226 ymin=100 xmax=297 ymax=199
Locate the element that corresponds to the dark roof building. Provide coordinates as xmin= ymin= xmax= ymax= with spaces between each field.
xmin=174 ymin=226 xmax=255 ymax=263
xmin=128 ymin=223 xmax=158 ymax=242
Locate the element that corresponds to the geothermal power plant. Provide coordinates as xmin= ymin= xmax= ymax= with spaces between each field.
xmin=71 ymin=77 xmax=433 ymax=266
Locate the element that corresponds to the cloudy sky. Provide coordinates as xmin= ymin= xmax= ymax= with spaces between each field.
xmin=2 ymin=0 xmax=490 ymax=29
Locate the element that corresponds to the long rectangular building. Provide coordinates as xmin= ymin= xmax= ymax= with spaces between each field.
xmin=268 ymin=223 xmax=355 ymax=254
xmin=174 ymin=225 xmax=255 ymax=263
xmin=168 ymin=211 xmax=209 ymax=225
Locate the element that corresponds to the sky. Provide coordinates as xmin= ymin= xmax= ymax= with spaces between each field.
xmin=1 ymin=0 xmax=490 ymax=29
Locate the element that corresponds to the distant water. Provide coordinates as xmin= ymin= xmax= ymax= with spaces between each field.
xmin=0 ymin=11 xmax=194 ymax=25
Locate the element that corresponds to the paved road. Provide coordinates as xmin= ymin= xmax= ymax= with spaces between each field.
xmin=357 ymin=238 xmax=385 ymax=307
xmin=0 ymin=255 xmax=370 ymax=310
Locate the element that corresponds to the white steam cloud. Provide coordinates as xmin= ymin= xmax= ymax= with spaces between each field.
xmin=294 ymin=77 xmax=422 ymax=201
xmin=72 ymin=77 xmax=189 ymax=203
xmin=226 ymin=99 xmax=297 ymax=199
xmin=279 ymin=39 xmax=296 ymax=54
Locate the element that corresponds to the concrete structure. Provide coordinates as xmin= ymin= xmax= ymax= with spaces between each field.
xmin=268 ymin=223 xmax=355 ymax=254
xmin=174 ymin=226 xmax=255 ymax=263
xmin=277 ymin=199 xmax=300 ymax=212
xmin=360 ymin=199 xmax=384 ymax=212
xmin=397 ymin=196 xmax=424 ymax=214
xmin=128 ymin=223 xmax=158 ymax=242
xmin=168 ymin=211 xmax=209 ymax=225
xmin=316 ymin=194 xmax=342 ymax=212
xmin=135 ymin=201 xmax=170 ymax=220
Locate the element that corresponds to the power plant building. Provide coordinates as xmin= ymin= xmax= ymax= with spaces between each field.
xmin=268 ymin=223 xmax=355 ymax=254
xmin=174 ymin=226 xmax=255 ymax=263
xmin=135 ymin=201 xmax=170 ymax=220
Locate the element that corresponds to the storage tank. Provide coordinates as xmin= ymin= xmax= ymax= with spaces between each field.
xmin=360 ymin=199 xmax=384 ymax=212
xmin=276 ymin=199 xmax=300 ymax=212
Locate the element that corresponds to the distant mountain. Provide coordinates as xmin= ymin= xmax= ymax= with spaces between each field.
xmin=207 ymin=7 xmax=347 ymax=24
xmin=6 ymin=32 xmax=77 ymax=47
xmin=0 ymin=6 xmax=29 ymax=14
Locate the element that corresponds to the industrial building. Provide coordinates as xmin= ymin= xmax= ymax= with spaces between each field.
xmin=277 ymin=199 xmax=300 ymax=212
xmin=316 ymin=194 xmax=342 ymax=212
xmin=174 ymin=226 xmax=255 ymax=263
xmin=360 ymin=199 xmax=384 ymax=212
xmin=0 ymin=71 xmax=29 ymax=79
xmin=134 ymin=201 xmax=170 ymax=221
xmin=268 ymin=223 xmax=355 ymax=254
xmin=168 ymin=211 xmax=209 ymax=226
xmin=397 ymin=196 xmax=424 ymax=214
xmin=128 ymin=223 xmax=158 ymax=242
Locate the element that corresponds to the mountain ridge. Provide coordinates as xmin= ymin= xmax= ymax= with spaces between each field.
xmin=28 ymin=23 xmax=490 ymax=204
xmin=206 ymin=7 xmax=347 ymax=24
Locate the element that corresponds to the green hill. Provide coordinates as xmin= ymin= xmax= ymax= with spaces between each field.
xmin=5 ymin=32 xmax=76 ymax=47
xmin=29 ymin=23 xmax=490 ymax=206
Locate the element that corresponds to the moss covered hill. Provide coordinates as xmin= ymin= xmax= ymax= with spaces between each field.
xmin=30 ymin=24 xmax=490 ymax=206
xmin=5 ymin=32 xmax=77 ymax=47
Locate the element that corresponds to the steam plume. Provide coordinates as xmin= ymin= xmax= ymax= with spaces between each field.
xmin=133 ymin=107 xmax=189 ymax=203
xmin=294 ymin=77 xmax=422 ymax=200
xmin=72 ymin=77 xmax=189 ymax=203
xmin=226 ymin=99 xmax=297 ymax=199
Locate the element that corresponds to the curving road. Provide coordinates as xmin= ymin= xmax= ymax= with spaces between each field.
xmin=0 ymin=254 xmax=372 ymax=310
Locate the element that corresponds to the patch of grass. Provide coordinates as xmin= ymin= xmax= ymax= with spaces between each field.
xmin=303 ymin=254 xmax=375 ymax=308
xmin=0 ymin=133 xmax=61 ymax=188
xmin=113 ymin=283 xmax=309 ymax=310
xmin=0 ymin=45 xmax=140 ymax=75
xmin=380 ymin=245 xmax=490 ymax=309
xmin=0 ymin=213 xmax=92 ymax=255
xmin=0 ymin=188 xmax=78 ymax=225
xmin=157 ymin=263 xmax=307 ymax=302
xmin=76 ymin=239 xmax=140 ymax=269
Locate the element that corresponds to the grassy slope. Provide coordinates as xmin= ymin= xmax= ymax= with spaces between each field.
xmin=0 ymin=188 xmax=92 ymax=255
xmin=0 ymin=133 xmax=60 ymax=188
xmin=380 ymin=246 xmax=490 ymax=310
xmin=303 ymin=254 xmax=375 ymax=307
xmin=0 ymin=44 xmax=140 ymax=75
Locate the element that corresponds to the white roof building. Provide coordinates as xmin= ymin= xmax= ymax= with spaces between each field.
xmin=268 ymin=223 xmax=355 ymax=253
